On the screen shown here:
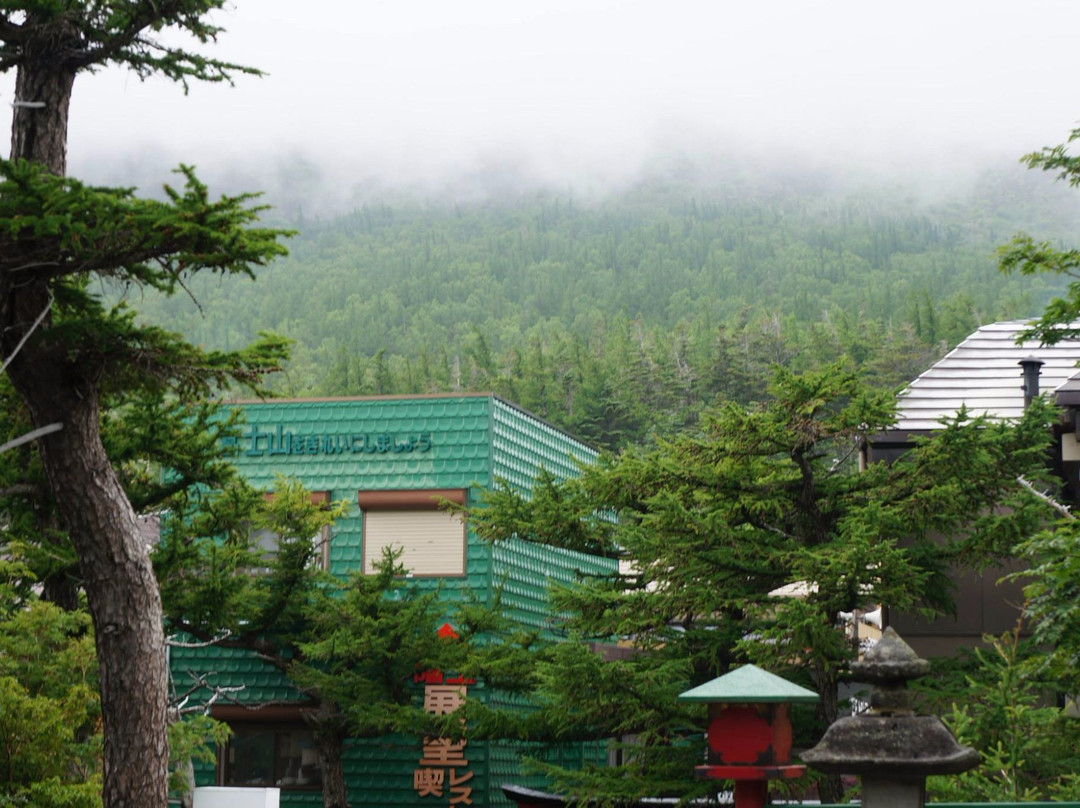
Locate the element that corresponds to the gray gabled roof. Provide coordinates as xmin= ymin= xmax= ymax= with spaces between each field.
xmin=894 ymin=320 xmax=1080 ymax=431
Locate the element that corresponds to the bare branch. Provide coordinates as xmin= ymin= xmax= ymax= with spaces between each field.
xmin=172 ymin=669 xmax=308 ymax=716
xmin=170 ymin=670 xmax=248 ymax=715
xmin=0 ymin=422 xmax=62 ymax=455
xmin=166 ymin=629 xmax=232 ymax=648
xmin=0 ymin=290 xmax=52 ymax=375
xmin=1017 ymin=475 xmax=1075 ymax=521
xmin=0 ymin=482 xmax=41 ymax=499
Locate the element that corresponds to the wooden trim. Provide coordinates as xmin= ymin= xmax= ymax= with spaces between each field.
xmin=866 ymin=430 xmax=935 ymax=445
xmin=357 ymin=488 xmax=467 ymax=509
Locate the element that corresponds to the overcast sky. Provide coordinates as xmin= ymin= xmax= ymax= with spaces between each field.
xmin=5 ymin=0 xmax=1080 ymax=198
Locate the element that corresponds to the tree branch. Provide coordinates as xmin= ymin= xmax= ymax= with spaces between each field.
xmin=0 ymin=13 xmax=25 ymax=45
xmin=0 ymin=289 xmax=52 ymax=375
xmin=0 ymin=481 xmax=42 ymax=499
xmin=166 ymin=630 xmax=232 ymax=649
xmin=69 ymin=0 xmax=213 ymax=70
xmin=171 ymin=670 xmax=247 ymax=715
xmin=1016 ymin=475 xmax=1075 ymax=521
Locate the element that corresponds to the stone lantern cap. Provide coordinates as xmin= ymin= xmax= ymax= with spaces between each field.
xmin=849 ymin=627 xmax=930 ymax=687
xmin=802 ymin=628 xmax=979 ymax=778
xmin=678 ymin=664 xmax=820 ymax=704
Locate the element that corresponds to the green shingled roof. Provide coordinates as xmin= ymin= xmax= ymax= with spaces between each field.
xmin=678 ymin=664 xmax=820 ymax=703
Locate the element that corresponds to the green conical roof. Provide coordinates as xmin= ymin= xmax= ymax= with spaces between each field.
xmin=678 ymin=664 xmax=820 ymax=703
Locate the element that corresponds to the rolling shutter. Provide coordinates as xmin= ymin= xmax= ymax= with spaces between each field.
xmin=363 ymin=509 xmax=465 ymax=576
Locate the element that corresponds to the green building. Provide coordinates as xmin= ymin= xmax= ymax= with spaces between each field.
xmin=170 ymin=393 xmax=615 ymax=808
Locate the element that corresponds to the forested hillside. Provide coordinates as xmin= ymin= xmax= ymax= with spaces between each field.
xmin=124 ymin=164 xmax=1080 ymax=448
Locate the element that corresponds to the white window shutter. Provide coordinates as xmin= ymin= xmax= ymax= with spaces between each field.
xmin=363 ymin=509 xmax=465 ymax=576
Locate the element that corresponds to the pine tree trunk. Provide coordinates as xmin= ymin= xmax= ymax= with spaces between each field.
xmin=4 ymin=338 xmax=171 ymax=808
xmin=4 ymin=43 xmax=171 ymax=808
xmin=8 ymin=12 xmax=75 ymax=175
xmin=314 ymin=702 xmax=350 ymax=808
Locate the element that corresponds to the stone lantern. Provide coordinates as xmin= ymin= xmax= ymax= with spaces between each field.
xmin=679 ymin=664 xmax=819 ymax=808
xmin=802 ymin=627 xmax=979 ymax=808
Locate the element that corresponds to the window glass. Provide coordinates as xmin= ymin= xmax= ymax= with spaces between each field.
xmin=225 ymin=727 xmax=275 ymax=786
xmin=248 ymin=524 xmax=330 ymax=571
xmin=224 ymin=726 xmax=322 ymax=789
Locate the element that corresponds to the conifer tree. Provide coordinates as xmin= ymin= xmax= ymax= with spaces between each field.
xmin=158 ymin=478 xmax=471 ymax=808
xmin=464 ymin=364 xmax=1056 ymax=803
xmin=1000 ymin=125 xmax=1080 ymax=343
xmin=0 ymin=5 xmax=287 ymax=805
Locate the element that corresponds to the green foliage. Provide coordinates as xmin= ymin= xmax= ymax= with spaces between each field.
xmin=476 ymin=638 xmax=711 ymax=806
xmin=118 ymin=168 xmax=1080 ymax=447
xmin=0 ymin=597 xmax=229 ymax=807
xmin=0 ymin=1 xmax=260 ymax=88
xmin=999 ymin=125 xmax=1080 ymax=344
xmin=0 ymin=159 xmax=291 ymax=399
xmin=468 ymin=469 xmax=619 ymax=558
xmin=0 ymin=601 xmax=101 ymax=808
xmin=926 ymin=631 xmax=1080 ymax=802
xmin=463 ymin=364 xmax=1057 ymax=802
xmin=0 ymin=155 xmax=292 ymax=600
xmin=157 ymin=475 xmax=347 ymax=644
xmin=1012 ymin=514 xmax=1080 ymax=698
xmin=0 ymin=375 xmax=278 ymax=608
xmin=158 ymin=477 xmax=470 ymax=741
xmin=167 ymin=715 xmax=231 ymax=796
xmin=294 ymin=548 xmax=463 ymax=739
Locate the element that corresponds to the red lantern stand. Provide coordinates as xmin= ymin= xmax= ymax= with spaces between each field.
xmin=679 ymin=665 xmax=820 ymax=808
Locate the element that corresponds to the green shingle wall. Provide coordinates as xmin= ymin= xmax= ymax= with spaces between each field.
xmin=174 ymin=394 xmax=617 ymax=808
xmin=490 ymin=398 xmax=598 ymax=491
xmin=226 ymin=395 xmax=494 ymax=492
xmin=492 ymin=538 xmax=614 ymax=633
xmin=170 ymin=643 xmax=302 ymax=705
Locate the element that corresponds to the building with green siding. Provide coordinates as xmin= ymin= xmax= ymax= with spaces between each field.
xmin=170 ymin=393 xmax=615 ymax=808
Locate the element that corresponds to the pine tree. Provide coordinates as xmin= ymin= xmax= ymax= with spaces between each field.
xmin=158 ymin=478 xmax=470 ymax=808
xmin=1000 ymin=124 xmax=1080 ymax=344
xmin=464 ymin=364 xmax=1057 ymax=803
xmin=0 ymin=6 xmax=287 ymax=804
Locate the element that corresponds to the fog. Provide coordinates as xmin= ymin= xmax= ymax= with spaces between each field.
xmin=5 ymin=0 xmax=1079 ymax=211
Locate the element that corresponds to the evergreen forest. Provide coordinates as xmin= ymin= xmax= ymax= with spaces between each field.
xmin=11 ymin=2 xmax=1080 ymax=806
xmin=119 ymin=161 xmax=1080 ymax=449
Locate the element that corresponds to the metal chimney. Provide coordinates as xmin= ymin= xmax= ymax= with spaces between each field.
xmin=1019 ymin=356 xmax=1045 ymax=409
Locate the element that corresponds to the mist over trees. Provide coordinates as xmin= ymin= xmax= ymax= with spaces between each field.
xmin=117 ymin=158 xmax=1080 ymax=447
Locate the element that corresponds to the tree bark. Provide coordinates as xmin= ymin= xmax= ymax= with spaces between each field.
xmin=811 ymin=665 xmax=843 ymax=804
xmin=8 ymin=17 xmax=75 ymax=175
xmin=3 ymin=330 xmax=171 ymax=808
xmin=4 ymin=35 xmax=171 ymax=808
xmin=313 ymin=701 xmax=351 ymax=808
